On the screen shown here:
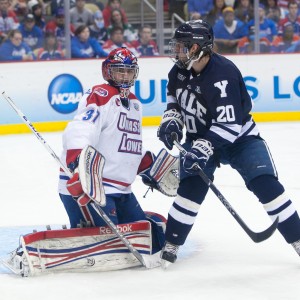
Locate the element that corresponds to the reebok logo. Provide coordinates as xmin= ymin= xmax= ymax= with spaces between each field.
xmin=99 ymin=224 xmax=133 ymax=234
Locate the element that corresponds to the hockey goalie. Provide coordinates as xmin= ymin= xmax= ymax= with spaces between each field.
xmin=2 ymin=144 xmax=178 ymax=277
xmin=1 ymin=48 xmax=179 ymax=276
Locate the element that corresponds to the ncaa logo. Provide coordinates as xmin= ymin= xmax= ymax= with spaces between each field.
xmin=48 ymin=74 xmax=83 ymax=114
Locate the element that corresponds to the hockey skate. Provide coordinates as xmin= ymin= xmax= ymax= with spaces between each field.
xmin=292 ymin=239 xmax=300 ymax=256
xmin=161 ymin=242 xmax=179 ymax=269
xmin=1 ymin=247 xmax=30 ymax=277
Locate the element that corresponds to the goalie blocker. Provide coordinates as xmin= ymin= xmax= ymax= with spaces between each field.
xmin=1 ymin=212 xmax=166 ymax=277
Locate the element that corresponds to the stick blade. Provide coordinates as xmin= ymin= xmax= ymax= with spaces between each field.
xmin=249 ymin=216 xmax=279 ymax=243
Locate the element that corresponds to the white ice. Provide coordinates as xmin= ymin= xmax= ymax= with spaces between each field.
xmin=0 ymin=123 xmax=299 ymax=300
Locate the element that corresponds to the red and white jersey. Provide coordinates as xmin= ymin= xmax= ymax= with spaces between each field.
xmin=59 ymin=83 xmax=145 ymax=195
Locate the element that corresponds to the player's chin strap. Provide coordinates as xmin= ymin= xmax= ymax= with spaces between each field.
xmin=1 ymin=91 xmax=160 ymax=269
xmin=171 ymin=133 xmax=279 ymax=243
xmin=186 ymin=50 xmax=204 ymax=70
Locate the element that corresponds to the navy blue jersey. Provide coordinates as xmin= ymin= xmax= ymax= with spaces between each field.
xmin=166 ymin=53 xmax=259 ymax=149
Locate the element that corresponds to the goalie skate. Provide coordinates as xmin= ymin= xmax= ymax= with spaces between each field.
xmin=0 ymin=247 xmax=30 ymax=277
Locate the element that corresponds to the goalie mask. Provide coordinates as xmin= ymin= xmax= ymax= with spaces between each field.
xmin=102 ymin=47 xmax=139 ymax=89
xmin=169 ymin=19 xmax=214 ymax=70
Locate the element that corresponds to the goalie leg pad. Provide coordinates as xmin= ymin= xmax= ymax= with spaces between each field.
xmin=2 ymin=221 xmax=153 ymax=276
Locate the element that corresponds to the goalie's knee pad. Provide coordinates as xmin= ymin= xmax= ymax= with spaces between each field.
xmin=145 ymin=211 xmax=166 ymax=254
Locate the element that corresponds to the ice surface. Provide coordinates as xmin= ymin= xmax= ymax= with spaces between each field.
xmin=0 ymin=124 xmax=299 ymax=300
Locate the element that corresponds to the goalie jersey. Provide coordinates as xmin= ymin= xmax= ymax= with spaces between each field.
xmin=59 ymin=84 xmax=145 ymax=195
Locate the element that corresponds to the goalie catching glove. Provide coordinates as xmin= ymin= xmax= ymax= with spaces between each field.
xmin=157 ymin=109 xmax=184 ymax=150
xmin=139 ymin=149 xmax=179 ymax=197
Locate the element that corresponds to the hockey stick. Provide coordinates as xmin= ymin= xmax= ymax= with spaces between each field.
xmin=171 ymin=133 xmax=279 ymax=243
xmin=1 ymin=91 xmax=159 ymax=269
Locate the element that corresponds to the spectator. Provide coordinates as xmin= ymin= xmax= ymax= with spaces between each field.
xmin=107 ymin=8 xmax=137 ymax=42
xmin=102 ymin=0 xmax=127 ymax=28
xmin=71 ymin=24 xmax=107 ymax=58
xmin=131 ymin=24 xmax=159 ymax=56
xmin=50 ymin=0 xmax=76 ymax=15
xmin=36 ymin=31 xmax=65 ymax=59
xmin=89 ymin=9 xmax=108 ymax=46
xmin=247 ymin=3 xmax=277 ymax=42
xmin=214 ymin=6 xmax=248 ymax=53
xmin=264 ymin=0 xmax=282 ymax=24
xmin=70 ymin=0 xmax=94 ymax=29
xmin=86 ymin=0 xmax=104 ymax=11
xmin=205 ymin=0 xmax=227 ymax=26
xmin=238 ymin=35 xmax=271 ymax=53
xmin=45 ymin=7 xmax=75 ymax=49
xmin=187 ymin=0 xmax=214 ymax=19
xmin=28 ymin=0 xmax=45 ymax=30
xmin=10 ymin=0 xmax=28 ymax=19
xmin=234 ymin=0 xmax=254 ymax=23
xmin=292 ymin=39 xmax=300 ymax=52
xmin=102 ymin=26 xmax=139 ymax=57
xmin=0 ymin=0 xmax=19 ymax=43
xmin=18 ymin=13 xmax=44 ymax=50
xmin=277 ymin=0 xmax=292 ymax=16
xmin=271 ymin=23 xmax=300 ymax=52
xmin=0 ymin=29 xmax=35 ymax=61
xmin=278 ymin=1 xmax=300 ymax=36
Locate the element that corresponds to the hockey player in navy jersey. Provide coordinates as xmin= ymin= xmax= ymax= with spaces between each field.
xmin=157 ymin=19 xmax=300 ymax=266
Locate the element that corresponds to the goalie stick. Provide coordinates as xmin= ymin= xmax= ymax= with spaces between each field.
xmin=171 ymin=133 xmax=279 ymax=243
xmin=1 ymin=91 xmax=159 ymax=269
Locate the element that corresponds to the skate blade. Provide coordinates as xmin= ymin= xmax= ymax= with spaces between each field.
xmin=161 ymin=258 xmax=173 ymax=270
xmin=142 ymin=252 xmax=161 ymax=269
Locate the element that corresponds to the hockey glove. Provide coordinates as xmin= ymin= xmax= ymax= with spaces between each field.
xmin=66 ymin=153 xmax=83 ymax=197
xmin=183 ymin=139 xmax=214 ymax=175
xmin=140 ymin=149 xmax=179 ymax=197
xmin=66 ymin=168 xmax=91 ymax=206
xmin=157 ymin=109 xmax=184 ymax=150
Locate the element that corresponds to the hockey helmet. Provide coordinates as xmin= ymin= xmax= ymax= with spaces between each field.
xmin=169 ymin=19 xmax=214 ymax=69
xmin=102 ymin=47 xmax=139 ymax=89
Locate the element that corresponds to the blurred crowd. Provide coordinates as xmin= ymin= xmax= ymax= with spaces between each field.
xmin=170 ymin=0 xmax=300 ymax=54
xmin=1 ymin=0 xmax=300 ymax=62
xmin=0 ymin=0 xmax=159 ymax=61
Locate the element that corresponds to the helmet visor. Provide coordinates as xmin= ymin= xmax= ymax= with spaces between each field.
xmin=168 ymin=39 xmax=190 ymax=68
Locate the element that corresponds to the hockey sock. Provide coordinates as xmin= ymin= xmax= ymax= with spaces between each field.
xmin=165 ymin=177 xmax=209 ymax=245
xmin=249 ymin=175 xmax=300 ymax=243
